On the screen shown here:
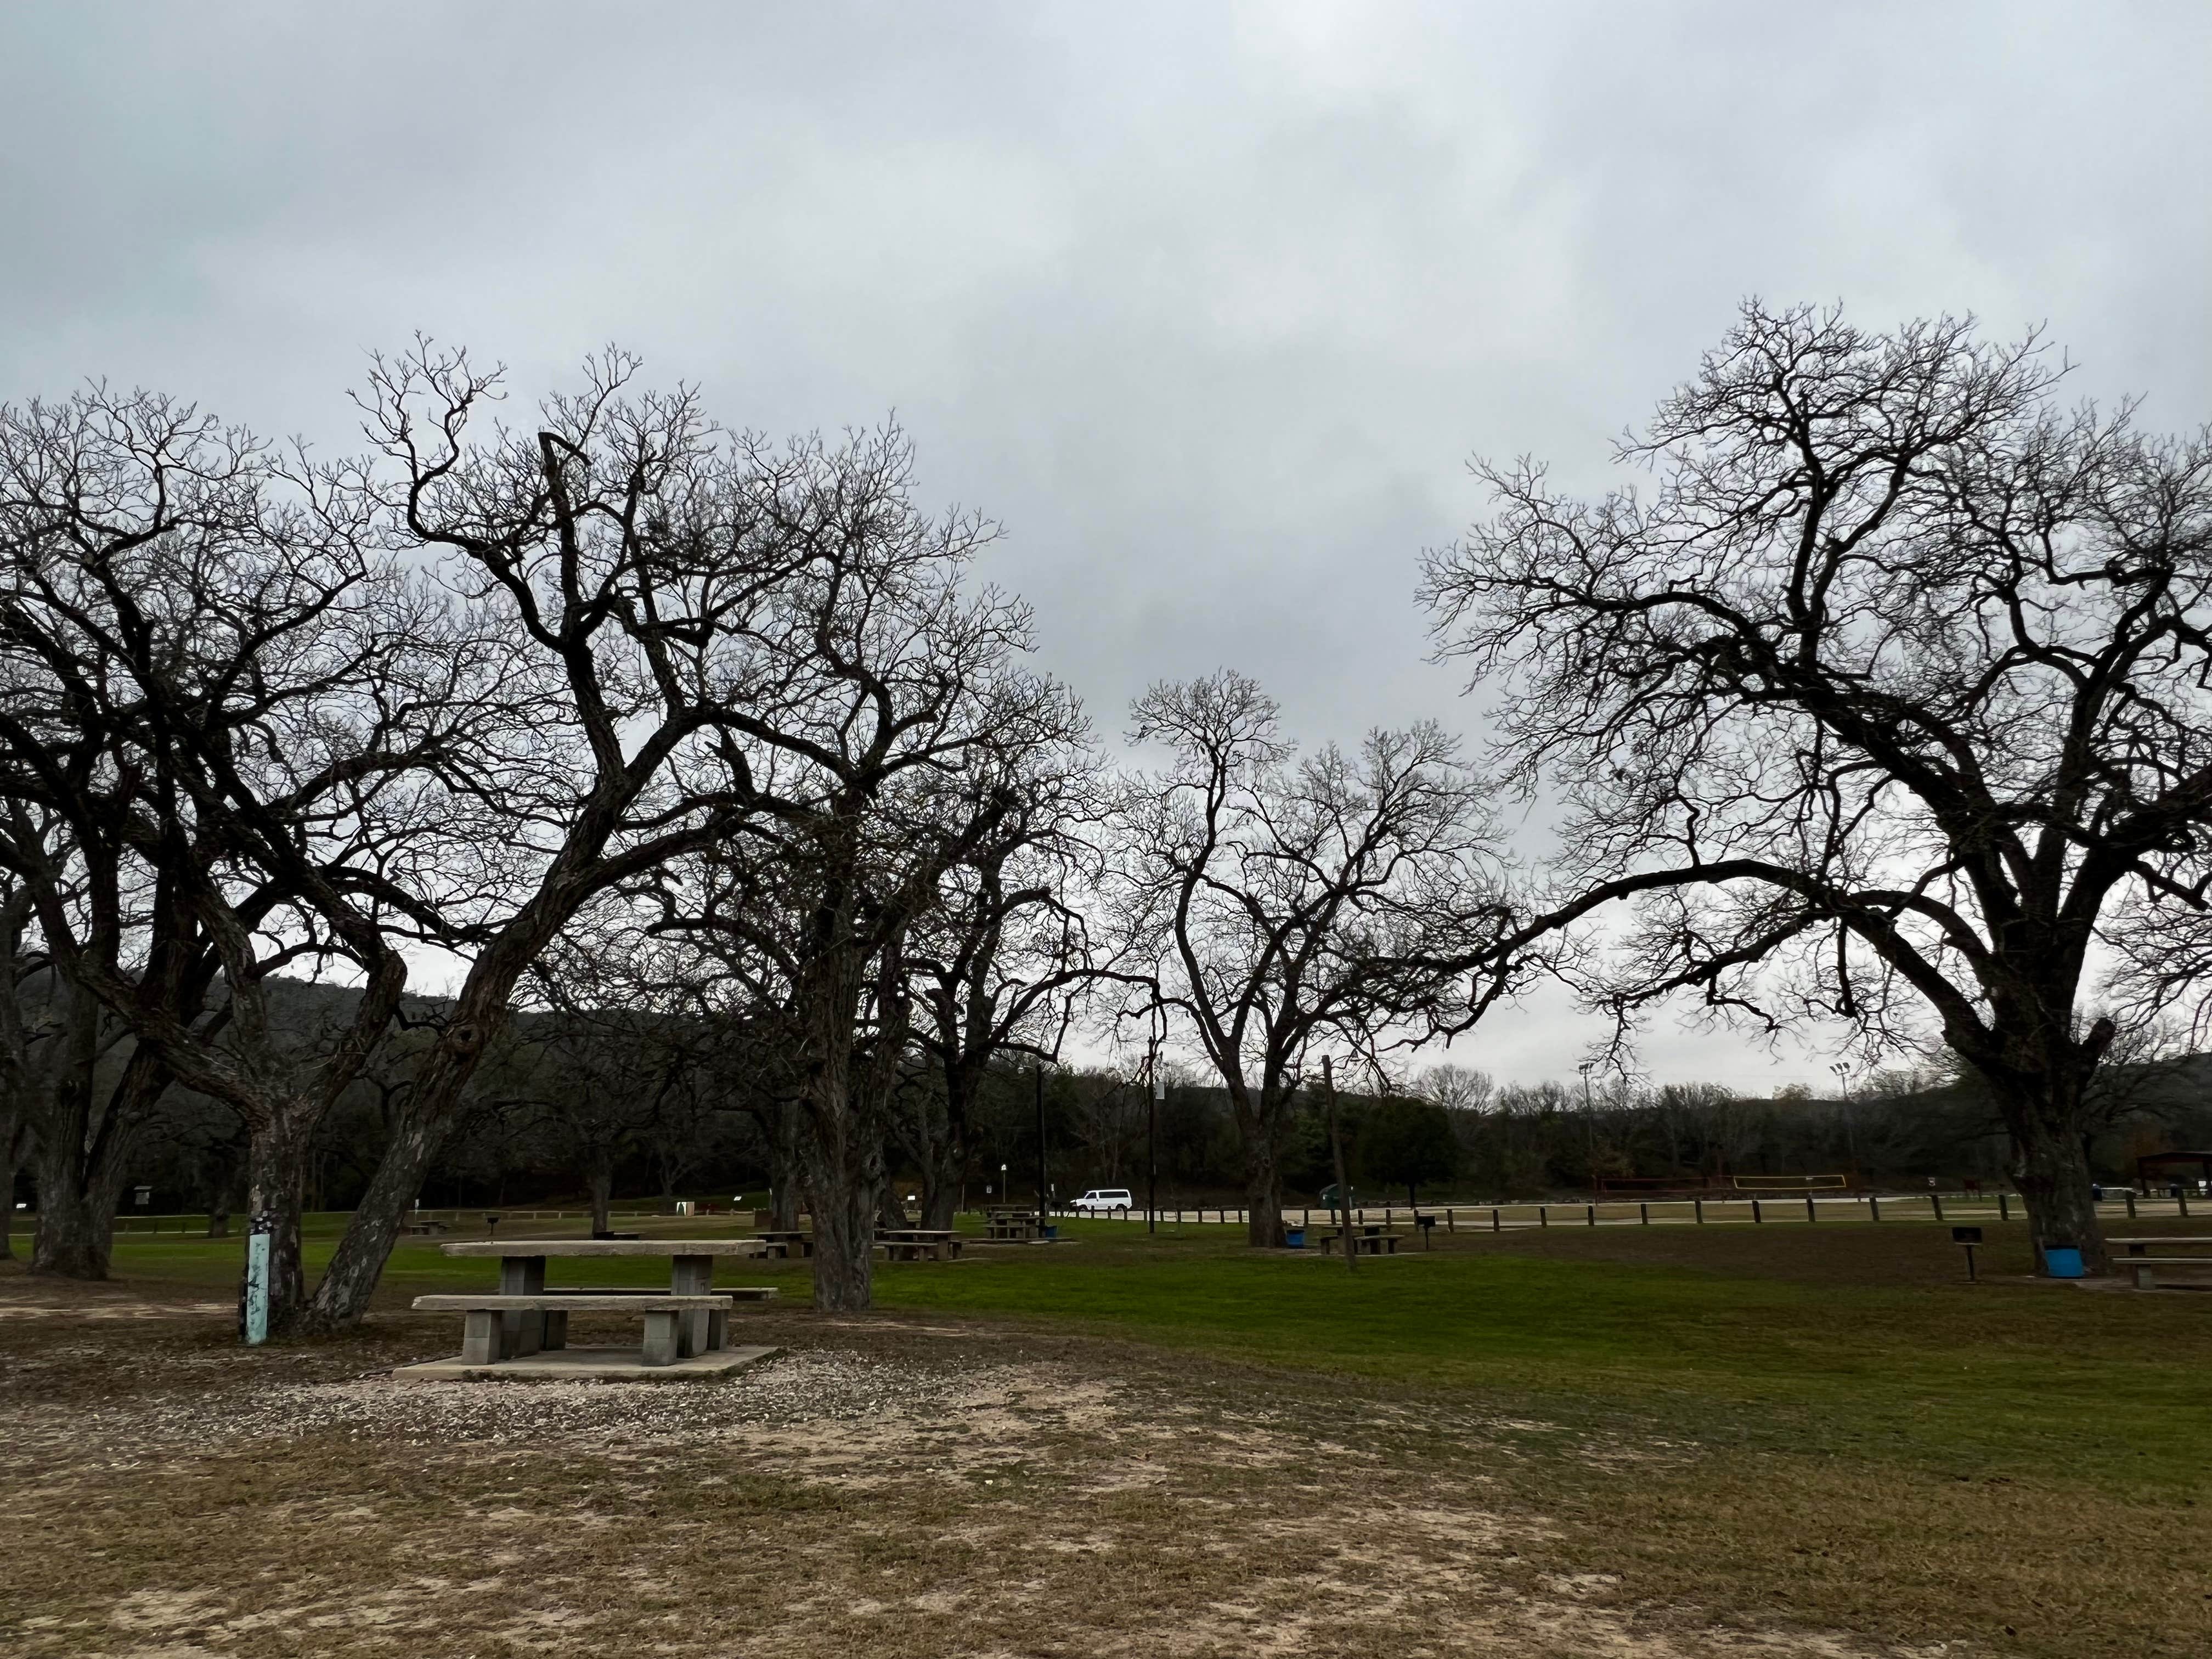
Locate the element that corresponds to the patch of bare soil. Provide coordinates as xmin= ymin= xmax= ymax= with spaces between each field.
xmin=0 ymin=1283 xmax=1967 ymax=1659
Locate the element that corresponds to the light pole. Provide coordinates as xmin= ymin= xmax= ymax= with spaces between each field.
xmin=1829 ymin=1061 xmax=1859 ymax=1178
xmin=1578 ymin=1062 xmax=1597 ymax=1181
xmin=1149 ymin=1071 xmax=1163 ymax=1235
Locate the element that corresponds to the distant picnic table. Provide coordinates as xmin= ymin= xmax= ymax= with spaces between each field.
xmin=755 ymin=1229 xmax=814 ymax=1259
xmin=1318 ymin=1223 xmax=1404 ymax=1256
xmin=982 ymin=1207 xmax=1042 ymax=1243
xmin=2107 ymin=1237 xmax=2212 ymax=1290
xmin=417 ymin=1238 xmax=774 ymax=1368
xmin=876 ymin=1228 xmax=963 ymax=1262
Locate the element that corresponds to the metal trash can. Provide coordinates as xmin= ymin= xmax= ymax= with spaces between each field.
xmin=2043 ymin=1246 xmax=2086 ymax=1279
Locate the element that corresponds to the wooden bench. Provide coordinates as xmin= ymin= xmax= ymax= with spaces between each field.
xmin=413 ymin=1293 xmax=735 ymax=1367
xmin=1318 ymin=1228 xmax=1403 ymax=1256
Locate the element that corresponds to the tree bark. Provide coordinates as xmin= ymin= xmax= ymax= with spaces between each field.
xmin=29 ymin=1119 xmax=133 ymax=1279
xmin=27 ymin=1037 xmax=154 ymax=1281
xmin=588 ymin=1167 xmax=613 ymax=1235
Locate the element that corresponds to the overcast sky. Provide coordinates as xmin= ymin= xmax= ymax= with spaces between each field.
xmin=5 ymin=3 xmax=2208 ymax=1091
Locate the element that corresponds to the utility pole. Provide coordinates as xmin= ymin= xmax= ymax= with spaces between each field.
xmin=1323 ymin=1056 xmax=1356 ymax=1275
xmin=1149 ymin=1071 xmax=1162 ymax=1235
xmin=1035 ymin=1061 xmax=1048 ymax=1220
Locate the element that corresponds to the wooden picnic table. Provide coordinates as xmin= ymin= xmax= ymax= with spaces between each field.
xmin=2106 ymin=1236 xmax=2212 ymax=1289
xmin=435 ymin=1238 xmax=772 ymax=1363
xmin=876 ymin=1228 xmax=963 ymax=1262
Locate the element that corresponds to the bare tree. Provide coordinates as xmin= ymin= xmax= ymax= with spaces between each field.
xmin=0 ymin=385 xmax=500 ymax=1323
xmin=1120 ymin=672 xmax=1514 ymax=1246
xmin=1422 ymin=301 xmax=2212 ymax=1273
xmin=898 ymin=731 xmax=1109 ymax=1228
xmin=306 ymin=345 xmax=825 ymax=1329
xmin=649 ymin=434 xmax=1080 ymax=1308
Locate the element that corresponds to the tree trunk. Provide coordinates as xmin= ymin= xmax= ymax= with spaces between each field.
xmin=30 ymin=1121 xmax=133 ymax=1279
xmin=808 ymin=1136 xmax=880 ymax=1312
xmin=27 ymin=1043 xmax=150 ymax=1280
xmin=588 ymin=1167 xmax=613 ymax=1235
xmin=770 ymin=1097 xmax=804 ymax=1229
xmin=877 ymin=1180 xmax=910 ymax=1229
xmin=243 ymin=1107 xmax=313 ymax=1337
xmin=302 ymin=1094 xmax=449 ymax=1331
xmin=1243 ymin=1137 xmax=1285 ymax=1248
xmin=0 ymin=1119 xmax=24 ymax=1260
xmin=2009 ymin=1099 xmax=2108 ymax=1275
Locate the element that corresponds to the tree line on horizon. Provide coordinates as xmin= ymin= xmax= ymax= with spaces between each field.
xmin=3 ymin=301 xmax=2208 ymax=1330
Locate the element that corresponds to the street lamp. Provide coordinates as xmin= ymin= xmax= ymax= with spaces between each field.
xmin=1829 ymin=1061 xmax=1859 ymax=1176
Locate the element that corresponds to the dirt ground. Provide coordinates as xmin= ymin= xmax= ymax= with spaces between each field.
xmin=0 ymin=1269 xmax=2001 ymax=1659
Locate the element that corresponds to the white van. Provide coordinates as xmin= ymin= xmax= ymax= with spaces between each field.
xmin=1071 ymin=1188 xmax=1134 ymax=1215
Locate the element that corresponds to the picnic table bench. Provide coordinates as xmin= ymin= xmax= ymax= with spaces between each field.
xmin=755 ymin=1229 xmax=814 ymax=1259
xmin=420 ymin=1239 xmax=775 ymax=1370
xmin=415 ymin=1293 xmax=733 ymax=1366
xmin=2107 ymin=1236 xmax=2212 ymax=1290
xmin=1318 ymin=1224 xmax=1403 ymax=1256
xmin=876 ymin=1228 xmax=963 ymax=1262
xmin=981 ymin=1207 xmax=1042 ymax=1242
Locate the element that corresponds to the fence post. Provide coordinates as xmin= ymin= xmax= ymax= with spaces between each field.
xmin=1585 ymin=1203 xmax=1596 ymax=1227
xmin=1539 ymin=1204 xmax=1548 ymax=1227
xmin=1870 ymin=1193 xmax=1881 ymax=1222
xmin=1806 ymin=1194 xmax=1817 ymax=1224
xmin=1932 ymin=1194 xmax=1944 ymax=1222
xmin=1694 ymin=1197 xmax=1704 ymax=1224
xmin=2126 ymin=1191 xmax=2137 ymax=1220
xmin=1999 ymin=1193 xmax=2010 ymax=1222
xmin=2181 ymin=1189 xmax=2192 ymax=1219
xmin=1753 ymin=1199 xmax=1764 ymax=1224
xmin=1492 ymin=1206 xmax=1502 ymax=1232
xmin=1446 ymin=1207 xmax=1456 ymax=1233
xmin=1639 ymin=1202 xmax=1649 ymax=1226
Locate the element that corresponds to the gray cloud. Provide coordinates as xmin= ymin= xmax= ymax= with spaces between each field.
xmin=5 ymin=1 xmax=2205 ymax=1088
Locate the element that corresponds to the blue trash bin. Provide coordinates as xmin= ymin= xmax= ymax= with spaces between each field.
xmin=1042 ymin=1223 xmax=1058 ymax=1242
xmin=2043 ymin=1246 xmax=2086 ymax=1279
xmin=1283 ymin=1227 xmax=1306 ymax=1249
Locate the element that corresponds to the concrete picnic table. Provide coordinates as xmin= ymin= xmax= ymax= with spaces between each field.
xmin=2105 ymin=1236 xmax=2212 ymax=1290
xmin=430 ymin=1238 xmax=771 ymax=1368
xmin=876 ymin=1228 xmax=963 ymax=1261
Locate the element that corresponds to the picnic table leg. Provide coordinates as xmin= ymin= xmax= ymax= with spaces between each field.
xmin=542 ymin=1311 xmax=569 ymax=1351
xmin=461 ymin=1309 xmax=501 ymax=1366
xmin=642 ymin=1310 xmax=681 ymax=1367
xmin=670 ymin=1255 xmax=713 ymax=1357
xmin=499 ymin=1256 xmax=546 ymax=1358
